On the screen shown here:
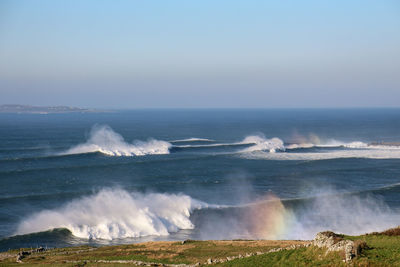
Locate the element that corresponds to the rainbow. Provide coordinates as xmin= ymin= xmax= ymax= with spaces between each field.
xmin=246 ymin=193 xmax=293 ymax=239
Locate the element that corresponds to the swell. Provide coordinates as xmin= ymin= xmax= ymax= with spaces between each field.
xmin=0 ymin=153 xmax=221 ymax=175
xmin=5 ymin=128 xmax=400 ymax=160
xmin=3 ymin=180 xmax=400 ymax=204
xmin=0 ymin=228 xmax=83 ymax=251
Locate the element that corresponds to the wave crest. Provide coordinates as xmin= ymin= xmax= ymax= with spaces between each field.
xmin=64 ymin=125 xmax=171 ymax=156
xmin=16 ymin=189 xmax=206 ymax=240
xmin=240 ymin=135 xmax=285 ymax=153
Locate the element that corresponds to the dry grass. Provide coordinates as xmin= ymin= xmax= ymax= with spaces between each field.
xmin=371 ymin=226 xmax=400 ymax=236
xmin=0 ymin=240 xmax=309 ymax=266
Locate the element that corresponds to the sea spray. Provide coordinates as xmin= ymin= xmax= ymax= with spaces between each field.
xmin=245 ymin=193 xmax=294 ymax=239
xmin=285 ymin=190 xmax=400 ymax=239
xmin=249 ymin=190 xmax=400 ymax=240
xmin=63 ymin=125 xmax=171 ymax=156
xmin=16 ymin=189 xmax=206 ymax=240
xmin=191 ymin=190 xmax=400 ymax=240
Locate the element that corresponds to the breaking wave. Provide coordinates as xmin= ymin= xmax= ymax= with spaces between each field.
xmin=15 ymin=188 xmax=400 ymax=241
xmin=239 ymin=135 xmax=285 ymax=153
xmin=170 ymin=135 xmax=400 ymax=160
xmin=63 ymin=125 xmax=171 ymax=156
xmin=234 ymin=135 xmax=400 ymax=160
xmin=16 ymin=189 xmax=207 ymax=240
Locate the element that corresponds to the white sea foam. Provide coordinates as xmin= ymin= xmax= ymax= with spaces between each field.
xmin=318 ymin=140 xmax=369 ymax=148
xmin=16 ymin=189 xmax=206 ymax=240
xmin=239 ymin=135 xmax=285 ymax=153
xmin=64 ymin=125 xmax=171 ymax=156
xmin=285 ymin=143 xmax=315 ymax=149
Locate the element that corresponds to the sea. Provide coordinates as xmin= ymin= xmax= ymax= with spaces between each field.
xmin=1 ymin=108 xmax=400 ymax=251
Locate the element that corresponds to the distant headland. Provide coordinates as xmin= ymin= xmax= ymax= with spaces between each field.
xmin=0 ymin=104 xmax=108 ymax=114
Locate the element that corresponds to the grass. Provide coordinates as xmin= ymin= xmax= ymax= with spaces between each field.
xmin=217 ymin=247 xmax=344 ymax=267
xmin=0 ymin=240 xmax=305 ymax=266
xmin=1 ymin=228 xmax=400 ymax=266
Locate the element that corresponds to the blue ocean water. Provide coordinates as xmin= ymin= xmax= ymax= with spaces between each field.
xmin=1 ymin=109 xmax=400 ymax=251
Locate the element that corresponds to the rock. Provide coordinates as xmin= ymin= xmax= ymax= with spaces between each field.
xmin=313 ymin=231 xmax=366 ymax=262
xmin=16 ymin=255 xmax=23 ymax=263
xmin=344 ymin=243 xmax=354 ymax=262
xmin=313 ymin=231 xmax=341 ymax=248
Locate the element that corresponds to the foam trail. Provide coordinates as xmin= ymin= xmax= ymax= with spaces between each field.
xmin=64 ymin=125 xmax=171 ymax=156
xmin=285 ymin=140 xmax=370 ymax=149
xmin=173 ymin=135 xmax=285 ymax=150
xmin=171 ymin=138 xmax=214 ymax=142
xmin=286 ymin=135 xmax=400 ymax=150
xmin=16 ymin=189 xmax=207 ymax=240
xmin=174 ymin=143 xmax=242 ymax=148
xmin=240 ymin=149 xmax=400 ymax=160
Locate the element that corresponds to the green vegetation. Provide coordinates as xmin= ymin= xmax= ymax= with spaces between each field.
xmin=218 ymin=247 xmax=344 ymax=267
xmin=1 ymin=228 xmax=400 ymax=266
xmin=218 ymin=227 xmax=400 ymax=267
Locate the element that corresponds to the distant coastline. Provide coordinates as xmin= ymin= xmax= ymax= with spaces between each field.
xmin=0 ymin=104 xmax=109 ymax=114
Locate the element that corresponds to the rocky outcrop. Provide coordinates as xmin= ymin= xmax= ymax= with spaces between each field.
xmin=16 ymin=247 xmax=47 ymax=263
xmin=313 ymin=231 xmax=367 ymax=262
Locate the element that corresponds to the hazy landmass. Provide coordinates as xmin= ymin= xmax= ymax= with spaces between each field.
xmin=0 ymin=104 xmax=106 ymax=114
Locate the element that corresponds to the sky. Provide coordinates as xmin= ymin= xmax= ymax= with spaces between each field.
xmin=0 ymin=0 xmax=399 ymax=108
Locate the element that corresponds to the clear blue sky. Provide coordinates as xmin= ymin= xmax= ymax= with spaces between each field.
xmin=0 ymin=0 xmax=399 ymax=108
